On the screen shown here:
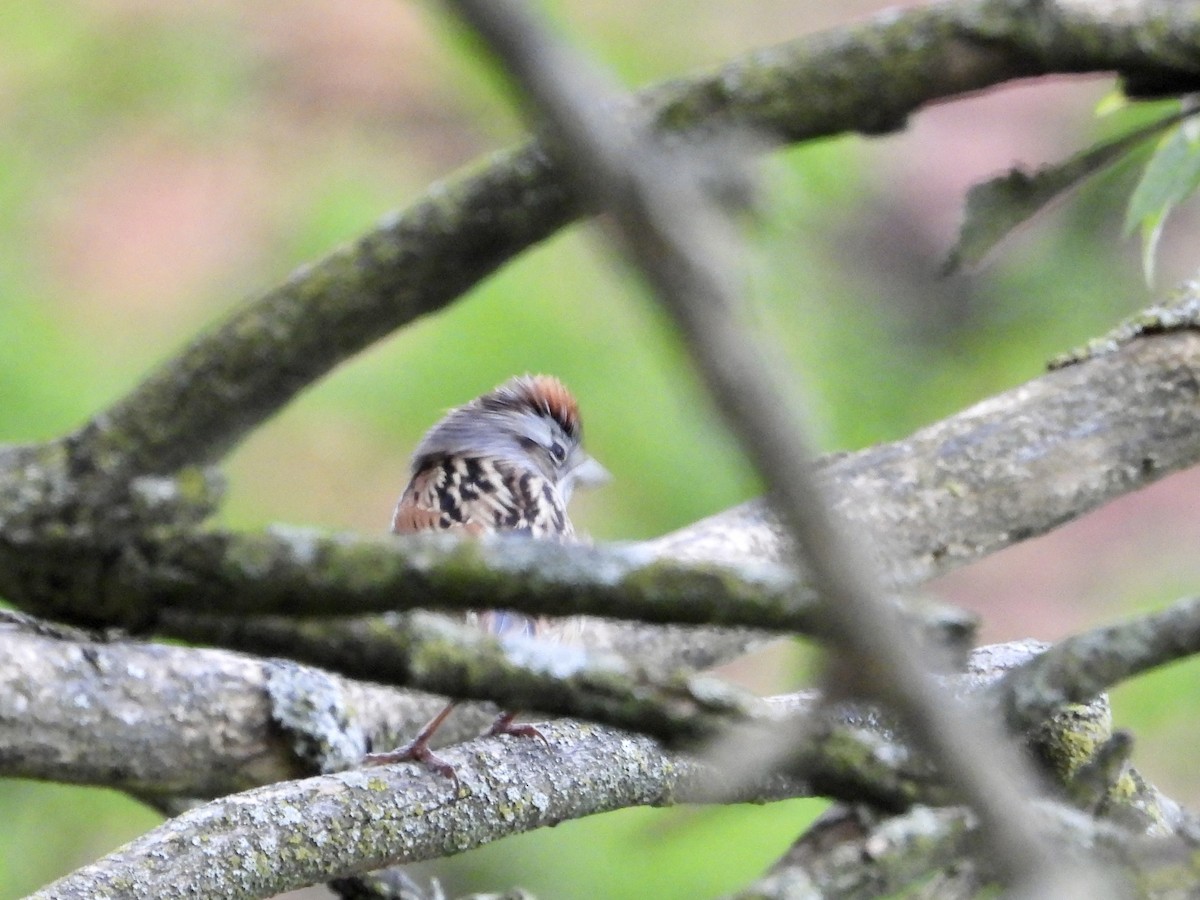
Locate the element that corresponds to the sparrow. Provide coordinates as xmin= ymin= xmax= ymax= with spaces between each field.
xmin=362 ymin=374 xmax=608 ymax=781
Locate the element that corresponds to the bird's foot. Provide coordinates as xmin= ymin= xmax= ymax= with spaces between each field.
xmin=362 ymin=739 xmax=459 ymax=788
xmin=484 ymin=712 xmax=552 ymax=751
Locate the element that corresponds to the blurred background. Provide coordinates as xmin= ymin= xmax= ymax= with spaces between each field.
xmin=3 ymin=1 xmax=1200 ymax=897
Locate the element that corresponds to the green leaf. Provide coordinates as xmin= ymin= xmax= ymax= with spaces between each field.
xmin=1123 ymin=105 xmax=1200 ymax=283
xmin=944 ymin=112 xmax=1183 ymax=274
xmin=1123 ymin=122 xmax=1200 ymax=234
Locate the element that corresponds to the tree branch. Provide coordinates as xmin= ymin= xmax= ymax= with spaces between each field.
xmin=25 ymin=713 xmax=816 ymax=900
xmin=21 ymin=638 xmax=1170 ymax=899
xmin=5 ymin=323 xmax=1199 ymax=645
xmin=733 ymin=800 xmax=1200 ymax=900
xmin=155 ymin=609 xmax=761 ymax=748
xmin=0 ymin=618 xmax=949 ymax=804
xmin=650 ymin=324 xmax=1200 ymax=586
xmin=995 ymin=594 xmax=1200 ymax=735
xmin=0 ymin=618 xmax=460 ymax=797
xmin=57 ymin=0 xmax=1200 ymax=480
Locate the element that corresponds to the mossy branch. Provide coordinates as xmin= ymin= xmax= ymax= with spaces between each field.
xmin=995 ymin=594 xmax=1200 ymax=735
xmin=4 ymin=324 xmax=1198 ymax=646
xmin=157 ymin=609 xmax=761 ymax=748
xmin=61 ymin=0 xmax=1200 ymax=480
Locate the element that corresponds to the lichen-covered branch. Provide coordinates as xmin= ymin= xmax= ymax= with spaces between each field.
xmin=0 ymin=625 xmax=1095 ymax=808
xmin=995 ymin=594 xmax=1200 ymax=735
xmin=156 ymin=609 xmax=761 ymax=747
xmin=75 ymin=520 xmax=974 ymax=647
xmin=735 ymin=633 xmax=1200 ymax=900
xmin=735 ymin=800 xmax=1200 ymax=900
xmin=108 ymin=527 xmax=820 ymax=630
xmin=652 ymin=320 xmax=1200 ymax=587
xmin=0 ymin=617 xmax=469 ymax=797
xmin=60 ymin=0 xmax=1200 ymax=480
xmin=731 ymin=805 xmax=981 ymax=900
xmin=21 ymin=639 xmax=1167 ymax=900
xmin=61 ymin=141 xmax=572 ymax=479
xmin=6 ymin=595 xmax=1184 ymax=862
xmin=29 ymin=714 xmax=815 ymax=900
xmin=1 ymin=614 xmax=963 ymax=805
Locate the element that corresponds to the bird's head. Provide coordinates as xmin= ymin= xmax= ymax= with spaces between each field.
xmin=413 ymin=374 xmax=609 ymax=501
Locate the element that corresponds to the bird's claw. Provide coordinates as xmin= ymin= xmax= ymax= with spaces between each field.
xmin=362 ymin=741 xmax=460 ymax=791
xmin=485 ymin=715 xmax=552 ymax=751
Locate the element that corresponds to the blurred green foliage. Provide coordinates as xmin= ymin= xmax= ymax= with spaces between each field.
xmin=1 ymin=2 xmax=1196 ymax=897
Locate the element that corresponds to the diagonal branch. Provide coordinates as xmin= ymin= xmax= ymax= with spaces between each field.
xmin=649 ymin=323 xmax=1200 ymax=585
xmin=22 ymin=715 xmax=874 ymax=900
xmin=995 ymin=594 xmax=1200 ymax=735
xmin=61 ymin=0 xmax=1200 ymax=479
xmin=442 ymin=0 xmax=1112 ymax=892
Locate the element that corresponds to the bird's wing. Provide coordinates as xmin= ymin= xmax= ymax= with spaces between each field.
xmin=392 ymin=456 xmax=571 ymax=538
xmin=390 ymin=462 xmax=487 ymax=535
xmin=391 ymin=500 xmax=486 ymax=535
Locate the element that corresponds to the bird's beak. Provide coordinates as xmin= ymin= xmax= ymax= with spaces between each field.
xmin=567 ymin=452 xmax=611 ymax=490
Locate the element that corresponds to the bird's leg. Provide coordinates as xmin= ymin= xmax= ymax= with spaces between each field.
xmin=362 ymin=702 xmax=460 ymax=784
xmin=484 ymin=710 xmax=551 ymax=751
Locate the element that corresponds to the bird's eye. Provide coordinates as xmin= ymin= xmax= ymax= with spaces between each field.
xmin=549 ymin=441 xmax=567 ymax=462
